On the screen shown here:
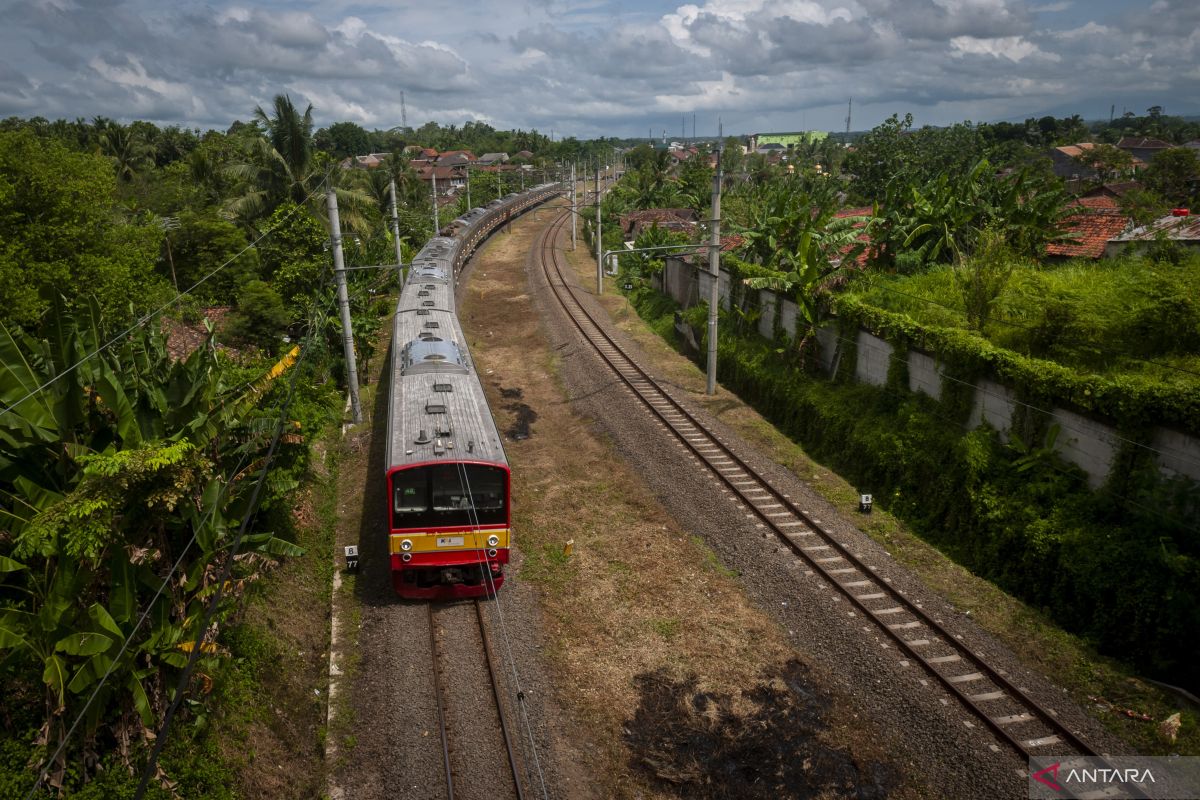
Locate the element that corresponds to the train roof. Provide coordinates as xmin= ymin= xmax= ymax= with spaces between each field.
xmin=384 ymin=186 xmax=562 ymax=473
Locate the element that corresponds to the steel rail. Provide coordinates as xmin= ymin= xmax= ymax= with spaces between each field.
xmin=428 ymin=604 xmax=456 ymax=800
xmin=475 ymin=600 xmax=526 ymax=800
xmin=533 ymin=208 xmax=1109 ymax=765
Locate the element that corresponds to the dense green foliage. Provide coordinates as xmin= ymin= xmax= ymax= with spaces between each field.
xmin=609 ymin=112 xmax=1200 ymax=693
xmin=631 ymin=290 xmax=1199 ymax=687
xmin=0 ymin=130 xmax=168 ymax=328
xmin=0 ymin=305 xmax=328 ymax=792
xmin=847 ymin=252 xmax=1200 ymax=393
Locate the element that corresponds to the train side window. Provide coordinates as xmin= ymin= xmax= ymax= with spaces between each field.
xmin=393 ymin=469 xmax=428 ymax=514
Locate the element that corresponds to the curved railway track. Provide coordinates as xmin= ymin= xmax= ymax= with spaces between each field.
xmin=534 ymin=206 xmax=1107 ymax=765
xmin=428 ymin=600 xmax=526 ymax=800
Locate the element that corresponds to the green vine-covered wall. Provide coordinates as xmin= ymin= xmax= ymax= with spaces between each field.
xmin=631 ymin=284 xmax=1200 ymax=689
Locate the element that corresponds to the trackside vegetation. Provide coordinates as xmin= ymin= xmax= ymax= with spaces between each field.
xmin=598 ymin=111 xmax=1200 ymax=699
xmin=0 ymin=98 xmax=566 ymax=794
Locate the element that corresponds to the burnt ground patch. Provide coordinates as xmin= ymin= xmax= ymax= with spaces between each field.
xmin=495 ymin=383 xmax=538 ymax=440
xmin=624 ymin=659 xmax=898 ymax=800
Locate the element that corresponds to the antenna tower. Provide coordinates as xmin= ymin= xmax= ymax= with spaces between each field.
xmin=401 ymin=90 xmax=408 ymax=132
xmin=845 ymin=97 xmax=852 ymax=142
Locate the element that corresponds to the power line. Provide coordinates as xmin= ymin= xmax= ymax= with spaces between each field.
xmin=22 ymin=448 xmax=256 ymax=800
xmin=21 ymin=292 xmax=335 ymax=798
xmin=132 ymin=288 xmax=339 ymax=800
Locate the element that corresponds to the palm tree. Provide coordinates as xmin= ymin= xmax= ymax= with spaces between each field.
xmin=98 ymin=123 xmax=153 ymax=182
xmin=225 ymin=94 xmax=372 ymax=233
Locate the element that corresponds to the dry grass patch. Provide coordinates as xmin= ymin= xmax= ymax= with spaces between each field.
xmin=560 ymin=235 xmax=1199 ymax=757
xmin=462 ymin=207 xmax=905 ymax=798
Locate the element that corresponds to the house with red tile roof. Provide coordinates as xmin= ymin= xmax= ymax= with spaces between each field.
xmin=1045 ymin=195 xmax=1132 ymax=260
xmin=619 ymin=208 xmax=698 ymax=239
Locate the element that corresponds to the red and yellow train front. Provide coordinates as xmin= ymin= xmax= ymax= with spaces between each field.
xmin=387 ymin=460 xmax=511 ymax=599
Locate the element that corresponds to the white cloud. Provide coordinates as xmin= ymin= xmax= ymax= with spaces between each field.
xmin=950 ymin=35 xmax=1056 ymax=61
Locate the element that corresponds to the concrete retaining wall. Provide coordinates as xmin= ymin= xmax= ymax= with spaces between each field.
xmin=654 ymin=256 xmax=1200 ymax=489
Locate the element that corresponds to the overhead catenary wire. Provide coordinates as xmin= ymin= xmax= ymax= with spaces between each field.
xmin=453 ymin=461 xmax=550 ymax=800
xmin=0 ymin=180 xmax=330 ymax=424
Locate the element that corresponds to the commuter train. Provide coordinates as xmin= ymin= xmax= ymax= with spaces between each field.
xmin=385 ymin=185 xmax=557 ymax=599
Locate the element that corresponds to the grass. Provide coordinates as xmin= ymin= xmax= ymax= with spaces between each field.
xmin=852 ymin=252 xmax=1200 ymax=382
xmin=620 ymin=276 xmax=1200 ymax=757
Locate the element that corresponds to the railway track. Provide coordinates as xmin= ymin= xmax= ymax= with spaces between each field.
xmin=534 ymin=207 xmax=1107 ymax=765
xmin=428 ymin=600 xmax=526 ymax=800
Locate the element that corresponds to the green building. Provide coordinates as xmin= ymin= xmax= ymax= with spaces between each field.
xmin=750 ymin=131 xmax=829 ymax=150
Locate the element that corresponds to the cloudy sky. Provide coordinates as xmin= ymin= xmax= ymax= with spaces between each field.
xmin=1 ymin=0 xmax=1197 ymax=139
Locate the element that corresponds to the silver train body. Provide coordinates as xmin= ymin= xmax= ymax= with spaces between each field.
xmin=383 ymin=185 xmax=557 ymax=598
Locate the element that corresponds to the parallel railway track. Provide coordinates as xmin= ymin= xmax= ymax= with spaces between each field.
xmin=428 ymin=599 xmax=526 ymax=800
xmin=534 ymin=206 xmax=1107 ymax=765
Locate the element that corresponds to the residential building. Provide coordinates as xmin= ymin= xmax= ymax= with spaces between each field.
xmin=1045 ymin=196 xmax=1132 ymax=260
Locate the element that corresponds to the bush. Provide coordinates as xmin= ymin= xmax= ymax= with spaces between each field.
xmin=630 ymin=289 xmax=1200 ymax=687
xmin=223 ymin=280 xmax=290 ymax=354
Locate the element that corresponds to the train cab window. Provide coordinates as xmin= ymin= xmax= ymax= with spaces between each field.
xmin=390 ymin=464 xmax=507 ymax=528
xmin=431 ymin=465 xmax=504 ymax=514
xmin=393 ymin=470 xmax=428 ymax=514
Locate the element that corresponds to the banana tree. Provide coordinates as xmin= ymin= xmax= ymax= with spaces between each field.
xmin=732 ymin=208 xmax=867 ymax=356
xmin=0 ymin=303 xmax=302 ymax=785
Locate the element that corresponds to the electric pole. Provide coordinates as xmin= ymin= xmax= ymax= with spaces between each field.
xmin=706 ymin=123 xmax=723 ymax=396
xmin=327 ymin=190 xmax=362 ymax=423
xmin=389 ymin=179 xmax=404 ymax=285
xmin=595 ymin=163 xmax=602 ymax=294
xmin=571 ymin=161 xmax=577 ymax=251
xmin=431 ymin=170 xmax=440 ymax=234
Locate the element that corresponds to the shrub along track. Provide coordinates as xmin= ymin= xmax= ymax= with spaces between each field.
xmin=530 ymin=206 xmax=1136 ymax=797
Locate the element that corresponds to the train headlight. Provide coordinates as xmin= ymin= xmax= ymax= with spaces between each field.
xmin=400 ymin=539 xmax=413 ymax=552
xmin=487 ymin=535 xmax=500 ymax=547
xmin=401 ymin=553 xmax=412 ymax=562
xmin=488 ymin=549 xmax=498 ymax=558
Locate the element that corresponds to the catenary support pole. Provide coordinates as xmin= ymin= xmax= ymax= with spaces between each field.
xmin=328 ymin=190 xmax=363 ymax=423
xmin=571 ymin=162 xmax=577 ymax=251
xmin=431 ymin=171 xmax=440 ymax=235
xmin=389 ymin=179 xmax=404 ymax=286
xmin=706 ymin=125 xmax=723 ymax=396
xmin=595 ymin=164 xmax=602 ymax=294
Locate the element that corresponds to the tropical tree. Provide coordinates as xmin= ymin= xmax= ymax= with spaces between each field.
xmin=0 ymin=305 xmax=305 ymax=787
xmin=97 ymin=123 xmax=154 ymax=182
xmin=726 ymin=176 xmax=867 ymax=353
xmin=225 ymin=94 xmax=373 ymax=234
xmin=1144 ymin=147 xmax=1200 ymax=206
xmin=0 ymin=129 xmax=167 ymax=330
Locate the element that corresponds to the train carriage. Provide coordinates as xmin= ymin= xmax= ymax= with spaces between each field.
xmin=383 ymin=185 xmax=556 ymax=599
